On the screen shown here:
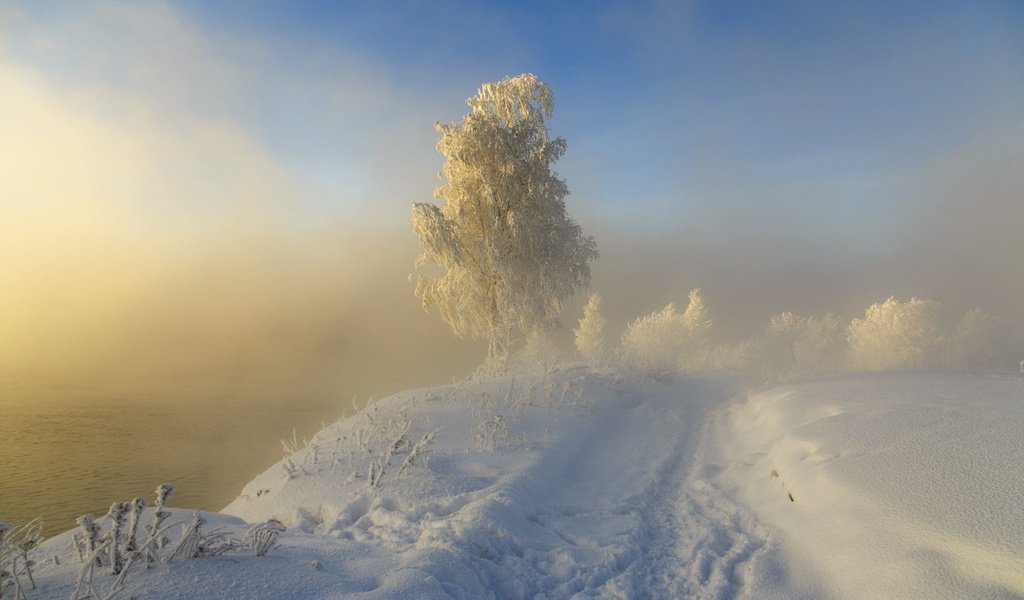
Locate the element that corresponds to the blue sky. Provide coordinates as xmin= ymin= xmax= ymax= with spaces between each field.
xmin=6 ymin=1 xmax=1021 ymax=230
xmin=172 ymin=0 xmax=1022 ymax=242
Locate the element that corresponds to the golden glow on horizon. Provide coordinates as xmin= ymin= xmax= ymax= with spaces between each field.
xmin=0 ymin=59 xmax=482 ymax=395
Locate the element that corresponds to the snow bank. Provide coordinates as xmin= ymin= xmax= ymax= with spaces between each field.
xmin=714 ymin=371 xmax=1024 ymax=599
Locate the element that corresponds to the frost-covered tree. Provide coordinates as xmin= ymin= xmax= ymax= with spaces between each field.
xmin=847 ymin=296 xmax=943 ymax=371
xmin=412 ymin=74 xmax=598 ymax=365
xmin=574 ymin=293 xmax=607 ymax=364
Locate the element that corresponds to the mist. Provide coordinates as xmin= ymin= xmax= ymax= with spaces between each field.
xmin=3 ymin=0 xmax=1022 ymax=409
xmin=0 ymin=54 xmax=481 ymax=405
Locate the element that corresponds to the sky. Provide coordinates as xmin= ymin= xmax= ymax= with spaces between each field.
xmin=1 ymin=0 xmax=1022 ymax=394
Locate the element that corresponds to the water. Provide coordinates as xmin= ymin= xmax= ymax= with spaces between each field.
xmin=0 ymin=384 xmax=345 ymax=537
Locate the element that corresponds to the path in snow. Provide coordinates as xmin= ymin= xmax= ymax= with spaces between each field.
xmin=392 ymin=375 xmax=770 ymax=598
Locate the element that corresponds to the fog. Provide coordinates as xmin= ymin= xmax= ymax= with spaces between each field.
xmin=0 ymin=57 xmax=482 ymax=404
xmin=2 ymin=1 xmax=1022 ymax=411
xmin=589 ymin=119 xmax=1024 ymax=344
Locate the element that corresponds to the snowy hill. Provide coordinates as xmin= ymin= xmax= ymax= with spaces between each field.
xmin=13 ymin=369 xmax=1024 ymax=599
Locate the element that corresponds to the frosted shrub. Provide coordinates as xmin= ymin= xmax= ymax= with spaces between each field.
xmin=621 ymin=304 xmax=686 ymax=375
xmin=574 ymin=293 xmax=607 ymax=364
xmin=847 ymin=297 xmax=943 ymax=371
xmin=620 ymin=288 xmax=712 ymax=375
xmin=412 ymin=73 xmax=598 ymax=365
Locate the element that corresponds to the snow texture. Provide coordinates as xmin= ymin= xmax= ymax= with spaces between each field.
xmin=19 ymin=369 xmax=1024 ymax=599
xmin=714 ymin=370 xmax=1024 ymax=599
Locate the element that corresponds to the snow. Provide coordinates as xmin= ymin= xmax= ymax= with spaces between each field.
xmin=16 ymin=369 xmax=1024 ymax=599
xmin=713 ymin=370 xmax=1024 ymax=599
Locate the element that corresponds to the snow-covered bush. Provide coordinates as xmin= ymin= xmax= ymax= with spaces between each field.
xmin=574 ymin=293 xmax=607 ymax=364
xmin=620 ymin=288 xmax=712 ymax=375
xmin=411 ymin=73 xmax=598 ymax=366
xmin=847 ymin=297 xmax=943 ymax=371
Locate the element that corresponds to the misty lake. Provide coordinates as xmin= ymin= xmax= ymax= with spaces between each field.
xmin=0 ymin=385 xmax=345 ymax=537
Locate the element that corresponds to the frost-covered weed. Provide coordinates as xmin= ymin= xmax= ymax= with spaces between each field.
xmin=0 ymin=518 xmax=43 ymax=598
xmin=168 ymin=512 xmax=204 ymax=562
xmin=282 ymin=459 xmax=304 ymax=479
xmin=146 ymin=484 xmax=175 ymax=556
xmin=74 ymin=515 xmax=100 ymax=567
xmin=61 ymin=482 xmax=289 ymax=599
xmin=280 ymin=428 xmax=302 ymax=455
xmin=397 ymin=428 xmax=442 ymax=478
xmin=368 ymin=422 xmax=410 ymax=489
xmin=244 ymin=520 xmax=285 ymax=557
xmin=103 ymin=502 xmax=130 ymax=576
xmin=123 ymin=498 xmax=146 ymax=555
